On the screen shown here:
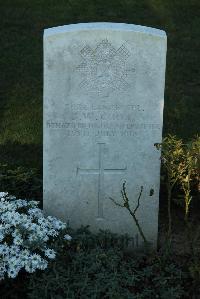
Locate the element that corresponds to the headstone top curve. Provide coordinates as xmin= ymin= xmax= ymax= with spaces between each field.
xmin=44 ymin=22 xmax=166 ymax=38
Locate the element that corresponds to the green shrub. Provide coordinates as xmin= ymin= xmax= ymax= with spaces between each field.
xmin=0 ymin=164 xmax=42 ymax=202
xmin=27 ymin=227 xmax=188 ymax=299
xmin=155 ymin=135 xmax=200 ymax=239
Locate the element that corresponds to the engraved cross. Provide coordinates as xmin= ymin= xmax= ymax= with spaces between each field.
xmin=77 ymin=143 xmax=127 ymax=219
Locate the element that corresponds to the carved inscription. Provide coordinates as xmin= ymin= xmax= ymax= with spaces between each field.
xmin=77 ymin=143 xmax=127 ymax=218
xmin=47 ymin=121 xmax=160 ymax=137
xmin=76 ymin=39 xmax=134 ymax=97
xmin=47 ymin=102 xmax=161 ymax=137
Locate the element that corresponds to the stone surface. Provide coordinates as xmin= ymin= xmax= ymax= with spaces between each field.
xmin=43 ymin=22 xmax=167 ymax=248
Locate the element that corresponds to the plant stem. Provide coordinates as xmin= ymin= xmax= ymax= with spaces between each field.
xmin=126 ymin=205 xmax=148 ymax=246
xmin=167 ymin=181 xmax=172 ymax=240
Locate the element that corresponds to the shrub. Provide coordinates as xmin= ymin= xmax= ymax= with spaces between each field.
xmin=155 ymin=135 xmax=200 ymax=239
xmin=0 ymin=164 xmax=42 ymax=201
xmin=27 ymin=227 xmax=188 ymax=299
xmin=0 ymin=192 xmax=70 ymax=280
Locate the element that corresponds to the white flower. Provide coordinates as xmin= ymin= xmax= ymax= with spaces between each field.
xmin=37 ymin=218 xmax=47 ymax=226
xmin=7 ymin=268 xmax=18 ymax=278
xmin=30 ymin=253 xmax=42 ymax=266
xmin=64 ymin=234 xmax=72 ymax=241
xmin=8 ymin=195 xmax=16 ymax=200
xmin=19 ymin=249 xmax=31 ymax=266
xmin=0 ymin=244 xmax=9 ymax=256
xmin=9 ymin=245 xmax=20 ymax=255
xmin=44 ymin=248 xmax=56 ymax=259
xmin=11 ymin=229 xmax=21 ymax=238
xmin=13 ymin=236 xmax=23 ymax=246
xmin=28 ymin=234 xmax=39 ymax=242
xmin=28 ymin=200 xmax=39 ymax=207
xmin=52 ymin=220 xmax=66 ymax=230
xmin=0 ymin=263 xmax=6 ymax=277
xmin=37 ymin=259 xmax=48 ymax=270
xmin=23 ymin=221 xmax=33 ymax=230
xmin=0 ymin=192 xmax=67 ymax=280
xmin=28 ymin=208 xmax=43 ymax=219
xmin=13 ymin=199 xmax=28 ymax=208
xmin=25 ymin=263 xmax=36 ymax=273
xmin=48 ymin=229 xmax=59 ymax=237
xmin=46 ymin=216 xmax=56 ymax=222
xmin=0 ymin=192 xmax=8 ymax=198
xmin=7 ymin=256 xmax=22 ymax=271
xmin=43 ymin=235 xmax=49 ymax=242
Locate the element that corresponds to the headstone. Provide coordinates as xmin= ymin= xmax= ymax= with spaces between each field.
xmin=43 ymin=23 xmax=167 ymax=248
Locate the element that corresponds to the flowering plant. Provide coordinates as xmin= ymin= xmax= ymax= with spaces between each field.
xmin=0 ymin=192 xmax=71 ymax=280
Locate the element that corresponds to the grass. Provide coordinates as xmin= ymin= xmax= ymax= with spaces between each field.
xmin=0 ymin=0 xmax=200 ymax=169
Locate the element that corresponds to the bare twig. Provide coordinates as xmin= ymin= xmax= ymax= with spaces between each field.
xmin=133 ymin=186 xmax=143 ymax=215
xmin=110 ymin=181 xmax=148 ymax=246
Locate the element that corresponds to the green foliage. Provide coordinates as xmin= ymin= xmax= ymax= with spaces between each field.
xmin=27 ymin=227 xmax=187 ymax=299
xmin=155 ymin=135 xmax=185 ymax=189
xmin=179 ymin=136 xmax=200 ymax=220
xmin=155 ymin=135 xmax=184 ymax=239
xmin=0 ymin=163 xmax=42 ymax=202
xmin=155 ymin=134 xmax=200 ymax=239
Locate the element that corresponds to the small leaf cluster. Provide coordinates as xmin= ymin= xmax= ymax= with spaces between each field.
xmin=155 ymin=135 xmax=185 ymax=189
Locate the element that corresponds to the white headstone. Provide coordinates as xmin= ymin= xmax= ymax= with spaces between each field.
xmin=43 ymin=23 xmax=167 ymax=248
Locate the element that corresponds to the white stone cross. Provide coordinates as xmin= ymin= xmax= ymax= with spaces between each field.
xmin=77 ymin=143 xmax=127 ymax=218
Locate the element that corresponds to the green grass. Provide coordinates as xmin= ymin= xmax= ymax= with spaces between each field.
xmin=0 ymin=0 xmax=200 ymax=169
